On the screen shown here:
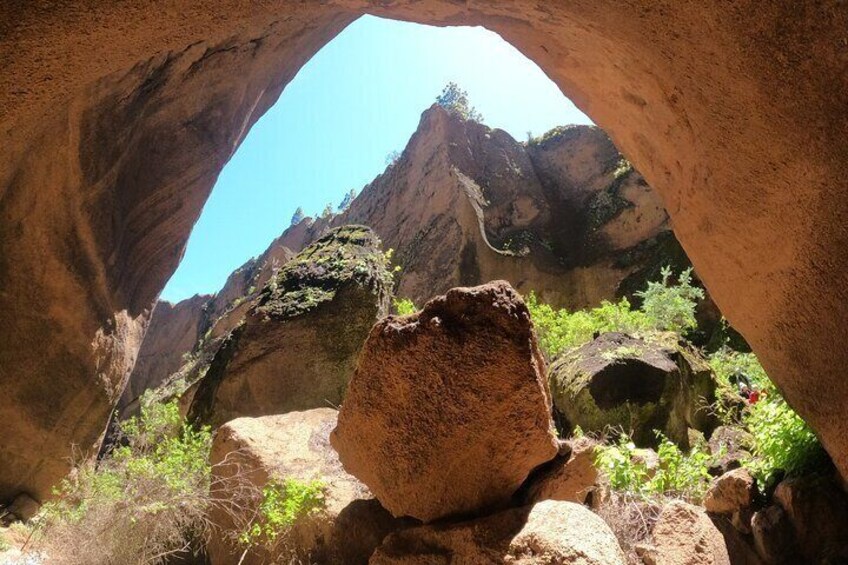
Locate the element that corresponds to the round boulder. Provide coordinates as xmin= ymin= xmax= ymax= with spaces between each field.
xmin=549 ymin=332 xmax=717 ymax=448
xmin=370 ymin=499 xmax=626 ymax=564
xmin=331 ymin=281 xmax=558 ymax=522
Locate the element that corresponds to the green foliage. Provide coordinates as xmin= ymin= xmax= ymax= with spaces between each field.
xmin=744 ymin=400 xmax=825 ymax=487
xmin=290 ymin=207 xmax=305 ymax=226
xmin=435 ymin=82 xmax=483 ymax=122
xmin=596 ymin=433 xmax=714 ymax=502
xmin=711 ymin=351 xmax=825 ymax=486
xmin=709 ymin=349 xmax=825 ymax=488
xmin=385 ymin=150 xmax=401 ymax=167
xmin=37 ymin=398 xmax=214 ymax=563
xmin=338 ymin=189 xmax=357 ymax=212
xmin=612 ymin=158 xmax=633 ymax=179
xmin=240 ymin=479 xmax=326 ymax=547
xmin=527 ymin=266 xmax=704 ymax=358
xmin=526 ymin=293 xmax=652 ymax=358
xmin=393 ymin=297 xmax=417 ymax=316
xmin=635 ymin=267 xmax=705 ymax=334
xmin=526 ymin=125 xmax=579 ymax=146
xmin=321 ymin=203 xmax=333 ymax=218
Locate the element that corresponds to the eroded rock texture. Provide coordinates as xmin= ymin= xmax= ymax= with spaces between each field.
xmin=127 ymin=103 xmax=683 ymax=428
xmin=1 ymin=1 xmax=846 ymax=499
xmin=209 ymin=408 xmax=408 ymax=565
xmin=187 ymin=226 xmax=392 ymax=428
xmin=331 ymin=281 xmax=558 ymax=522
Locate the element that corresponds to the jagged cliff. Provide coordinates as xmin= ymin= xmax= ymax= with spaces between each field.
xmin=121 ymin=106 xmax=686 ymax=416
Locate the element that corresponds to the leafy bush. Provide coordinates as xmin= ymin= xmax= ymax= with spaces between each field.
xmin=436 ymin=82 xmax=483 ymax=122
xmin=526 ymin=293 xmax=651 ymax=358
xmin=527 ymin=266 xmax=704 ymax=358
xmin=32 ymin=400 xmax=216 ymax=564
xmin=239 ymin=478 xmax=326 ymax=548
xmin=744 ymin=400 xmax=826 ymax=487
xmin=596 ymin=433 xmax=714 ymax=502
xmin=393 ymin=297 xmax=417 ymax=316
xmin=709 ymin=349 xmax=826 ymax=489
xmin=635 ymin=266 xmax=704 ymax=334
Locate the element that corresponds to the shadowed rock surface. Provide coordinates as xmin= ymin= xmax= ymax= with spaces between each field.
xmin=187 ymin=226 xmax=392 ymax=428
xmin=1 ymin=0 xmax=846 ymax=501
xmin=549 ymin=332 xmax=718 ymax=448
xmin=331 ymin=281 xmax=558 ymax=522
xmin=208 ymin=408 xmax=409 ymax=565
xmin=370 ymin=499 xmax=626 ymax=564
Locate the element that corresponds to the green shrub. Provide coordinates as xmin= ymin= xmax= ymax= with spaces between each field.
xmin=526 ymin=293 xmax=651 ymax=358
xmin=709 ymin=349 xmax=826 ymax=489
xmin=635 ymin=266 xmax=704 ymax=334
xmin=393 ymin=297 xmax=417 ymax=316
xmin=240 ymin=478 xmax=326 ymax=547
xmin=744 ymin=400 xmax=826 ymax=488
xmin=527 ymin=266 xmax=705 ymax=359
xmin=596 ymin=433 xmax=714 ymax=502
xmin=34 ymin=399 xmax=215 ymax=564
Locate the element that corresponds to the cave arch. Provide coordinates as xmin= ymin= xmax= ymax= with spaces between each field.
xmin=0 ymin=2 xmax=846 ymax=500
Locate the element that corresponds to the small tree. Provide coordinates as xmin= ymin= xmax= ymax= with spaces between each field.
xmin=338 ymin=189 xmax=356 ymax=212
xmin=435 ymin=82 xmax=483 ymax=122
xmin=321 ymin=204 xmax=333 ymax=219
xmin=290 ymin=207 xmax=305 ymax=226
xmin=385 ymin=150 xmax=401 ymax=168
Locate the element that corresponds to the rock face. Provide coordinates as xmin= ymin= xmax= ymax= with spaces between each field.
xmin=370 ymin=499 xmax=626 ymax=565
xmin=771 ymin=475 xmax=848 ymax=563
xmin=331 ymin=281 xmax=558 ymax=522
xmin=1 ymin=0 xmax=847 ymax=502
xmin=523 ymin=437 xmax=599 ymax=506
xmin=124 ymin=104 xmax=686 ymax=423
xmin=282 ymin=105 xmax=677 ymax=310
xmin=116 ymin=295 xmax=211 ymax=418
xmin=549 ymin=332 xmax=717 ymax=448
xmin=652 ymin=501 xmax=731 ymax=565
xmin=208 ymin=408 xmax=407 ymax=565
xmin=187 ymin=226 xmax=391 ymax=428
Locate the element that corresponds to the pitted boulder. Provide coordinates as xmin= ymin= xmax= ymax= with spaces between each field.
xmin=549 ymin=332 xmax=717 ymax=448
xmin=331 ymin=281 xmax=558 ymax=522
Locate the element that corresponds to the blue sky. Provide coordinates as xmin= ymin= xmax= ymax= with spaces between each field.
xmin=161 ymin=15 xmax=592 ymax=302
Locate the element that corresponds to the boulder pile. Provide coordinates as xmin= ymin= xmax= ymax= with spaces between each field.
xmin=331 ymin=281 xmax=558 ymax=522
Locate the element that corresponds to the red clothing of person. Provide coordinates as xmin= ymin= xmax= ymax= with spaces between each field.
xmin=748 ymin=390 xmax=760 ymax=404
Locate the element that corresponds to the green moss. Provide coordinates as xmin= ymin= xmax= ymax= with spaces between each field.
xmin=256 ymin=226 xmax=392 ymax=320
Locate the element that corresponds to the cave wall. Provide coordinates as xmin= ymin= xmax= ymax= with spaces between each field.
xmin=0 ymin=1 xmax=846 ymax=500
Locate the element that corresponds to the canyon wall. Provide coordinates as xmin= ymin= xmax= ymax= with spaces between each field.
xmin=0 ymin=1 xmax=845 ymax=499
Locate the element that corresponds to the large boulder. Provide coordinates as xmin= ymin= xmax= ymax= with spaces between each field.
xmin=187 ymin=226 xmax=392 ymax=427
xmin=652 ymin=500 xmax=730 ymax=565
xmin=370 ymin=499 xmax=626 ymax=564
xmin=208 ymin=408 xmax=407 ymax=565
xmin=771 ymin=474 xmax=848 ymax=563
xmin=331 ymin=281 xmax=558 ymax=522
xmin=549 ymin=332 xmax=717 ymax=448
